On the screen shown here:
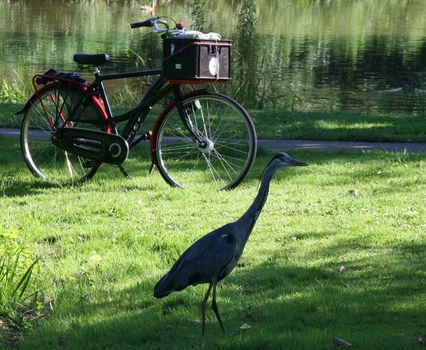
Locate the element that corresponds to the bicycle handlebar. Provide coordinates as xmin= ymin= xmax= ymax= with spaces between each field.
xmin=130 ymin=18 xmax=155 ymax=29
xmin=130 ymin=17 xmax=170 ymax=33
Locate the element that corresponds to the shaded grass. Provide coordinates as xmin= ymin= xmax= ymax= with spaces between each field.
xmin=0 ymin=103 xmax=23 ymax=128
xmin=0 ymin=136 xmax=425 ymax=349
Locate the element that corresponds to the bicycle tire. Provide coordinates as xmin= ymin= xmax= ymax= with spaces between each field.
xmin=20 ymin=82 xmax=105 ymax=183
xmin=153 ymin=91 xmax=257 ymax=190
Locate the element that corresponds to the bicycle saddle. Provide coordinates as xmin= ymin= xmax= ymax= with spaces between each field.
xmin=73 ymin=53 xmax=110 ymax=66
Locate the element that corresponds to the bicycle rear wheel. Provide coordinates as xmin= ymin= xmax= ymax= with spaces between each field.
xmin=20 ymin=83 xmax=105 ymax=182
xmin=153 ymin=92 xmax=257 ymax=190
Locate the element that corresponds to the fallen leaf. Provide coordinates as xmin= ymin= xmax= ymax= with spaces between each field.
xmin=324 ymin=265 xmax=345 ymax=274
xmin=43 ymin=295 xmax=53 ymax=309
xmin=335 ymin=265 xmax=345 ymax=273
xmin=89 ymin=254 xmax=102 ymax=264
xmin=240 ymin=323 xmax=251 ymax=330
xmin=348 ymin=189 xmax=359 ymax=197
xmin=333 ymin=336 xmax=352 ymax=347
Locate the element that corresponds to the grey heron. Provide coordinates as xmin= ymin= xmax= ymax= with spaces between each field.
xmin=154 ymin=153 xmax=307 ymax=334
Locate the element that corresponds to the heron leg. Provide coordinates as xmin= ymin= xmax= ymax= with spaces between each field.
xmin=211 ymin=284 xmax=225 ymax=333
xmin=201 ymin=284 xmax=213 ymax=336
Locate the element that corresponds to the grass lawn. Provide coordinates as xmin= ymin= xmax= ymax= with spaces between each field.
xmin=0 ymin=135 xmax=425 ymax=349
xmin=251 ymin=110 xmax=426 ymax=143
xmin=1 ymin=102 xmax=425 ymax=142
xmin=0 ymin=103 xmax=24 ymax=128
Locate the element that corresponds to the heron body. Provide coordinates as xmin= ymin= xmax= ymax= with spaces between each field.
xmin=154 ymin=153 xmax=307 ymax=334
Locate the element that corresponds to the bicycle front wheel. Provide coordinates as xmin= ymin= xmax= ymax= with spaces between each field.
xmin=20 ymin=83 xmax=104 ymax=183
xmin=154 ymin=92 xmax=257 ymax=190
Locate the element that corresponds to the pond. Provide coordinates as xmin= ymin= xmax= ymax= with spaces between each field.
xmin=0 ymin=0 xmax=425 ymax=112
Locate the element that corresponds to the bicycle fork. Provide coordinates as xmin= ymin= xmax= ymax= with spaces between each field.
xmin=171 ymin=85 xmax=212 ymax=151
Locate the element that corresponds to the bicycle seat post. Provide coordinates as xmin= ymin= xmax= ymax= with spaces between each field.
xmin=90 ymin=65 xmax=117 ymax=133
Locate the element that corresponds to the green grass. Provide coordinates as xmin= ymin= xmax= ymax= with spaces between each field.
xmin=0 ymin=103 xmax=24 ymax=128
xmin=251 ymin=110 xmax=426 ymax=142
xmin=1 ymin=102 xmax=426 ymax=143
xmin=0 ymin=136 xmax=425 ymax=349
xmin=0 ymin=244 xmax=39 ymax=322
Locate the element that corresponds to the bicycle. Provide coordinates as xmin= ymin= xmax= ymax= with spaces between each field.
xmin=18 ymin=17 xmax=257 ymax=190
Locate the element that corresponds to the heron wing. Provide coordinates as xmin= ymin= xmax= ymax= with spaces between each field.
xmin=154 ymin=223 xmax=240 ymax=297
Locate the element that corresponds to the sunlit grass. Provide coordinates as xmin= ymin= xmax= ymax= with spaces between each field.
xmin=251 ymin=110 xmax=426 ymax=142
xmin=0 ymin=135 xmax=425 ymax=349
xmin=2 ymin=102 xmax=426 ymax=143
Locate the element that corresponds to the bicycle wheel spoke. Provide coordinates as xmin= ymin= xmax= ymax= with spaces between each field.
xmin=160 ymin=141 xmax=195 ymax=152
xmin=211 ymin=150 xmax=245 ymax=170
xmin=21 ymin=84 xmax=103 ymax=182
xmin=155 ymin=93 xmax=256 ymax=190
xmin=35 ymin=107 xmax=55 ymax=131
xmin=214 ymin=143 xmax=251 ymax=156
xmin=64 ymin=152 xmax=75 ymax=176
xmin=201 ymin=153 xmax=222 ymax=186
xmin=211 ymin=150 xmax=235 ymax=180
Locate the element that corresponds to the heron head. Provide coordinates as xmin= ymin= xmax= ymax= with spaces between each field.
xmin=270 ymin=153 xmax=308 ymax=168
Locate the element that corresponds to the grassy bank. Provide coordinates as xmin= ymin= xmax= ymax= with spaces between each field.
xmin=1 ymin=102 xmax=425 ymax=142
xmin=0 ymin=136 xmax=425 ymax=349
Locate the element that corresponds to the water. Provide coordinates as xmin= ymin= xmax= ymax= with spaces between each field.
xmin=0 ymin=0 xmax=425 ymax=112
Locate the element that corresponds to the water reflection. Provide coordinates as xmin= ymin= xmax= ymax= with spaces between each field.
xmin=0 ymin=0 xmax=425 ymax=112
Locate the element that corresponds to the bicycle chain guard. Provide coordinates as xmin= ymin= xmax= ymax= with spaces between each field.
xmin=51 ymin=128 xmax=129 ymax=165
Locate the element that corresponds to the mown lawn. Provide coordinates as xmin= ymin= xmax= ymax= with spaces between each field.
xmin=1 ymin=102 xmax=425 ymax=142
xmin=0 ymin=135 xmax=425 ymax=349
xmin=250 ymin=110 xmax=426 ymax=143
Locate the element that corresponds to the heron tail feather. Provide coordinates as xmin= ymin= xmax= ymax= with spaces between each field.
xmin=154 ymin=273 xmax=174 ymax=298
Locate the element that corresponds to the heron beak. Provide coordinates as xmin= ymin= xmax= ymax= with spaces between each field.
xmin=291 ymin=160 xmax=308 ymax=166
xmin=289 ymin=159 xmax=308 ymax=166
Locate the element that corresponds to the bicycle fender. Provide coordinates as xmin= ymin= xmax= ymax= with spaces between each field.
xmin=16 ymin=84 xmax=56 ymax=115
xmin=149 ymin=89 xmax=209 ymax=167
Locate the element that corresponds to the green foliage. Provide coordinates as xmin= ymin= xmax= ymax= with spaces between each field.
xmin=190 ymin=0 xmax=205 ymax=31
xmin=233 ymin=0 xmax=259 ymax=105
xmin=0 ymin=79 xmax=26 ymax=104
xmin=0 ymin=69 xmax=33 ymax=107
xmin=0 ymin=229 xmax=39 ymax=324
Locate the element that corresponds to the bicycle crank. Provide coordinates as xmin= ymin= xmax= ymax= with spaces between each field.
xmin=52 ymin=128 xmax=129 ymax=165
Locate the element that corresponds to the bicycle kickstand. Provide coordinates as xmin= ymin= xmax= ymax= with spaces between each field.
xmin=117 ymin=164 xmax=131 ymax=179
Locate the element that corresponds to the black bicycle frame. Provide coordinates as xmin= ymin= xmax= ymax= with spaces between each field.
xmin=87 ymin=68 xmax=206 ymax=147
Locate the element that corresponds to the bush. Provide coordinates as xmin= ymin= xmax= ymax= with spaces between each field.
xmin=0 ymin=79 xmax=26 ymax=104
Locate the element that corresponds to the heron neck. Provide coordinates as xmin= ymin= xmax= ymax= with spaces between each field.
xmin=238 ymin=164 xmax=277 ymax=241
